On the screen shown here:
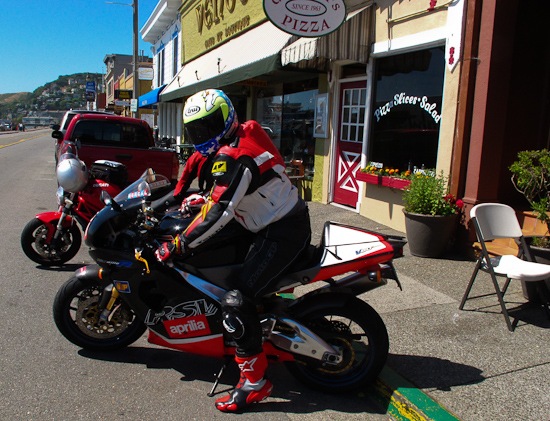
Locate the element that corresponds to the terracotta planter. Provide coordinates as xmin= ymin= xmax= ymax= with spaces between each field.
xmin=403 ymin=210 xmax=458 ymax=258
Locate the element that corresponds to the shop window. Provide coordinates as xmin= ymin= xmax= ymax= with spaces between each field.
xmin=256 ymin=85 xmax=317 ymax=175
xmin=369 ymin=47 xmax=445 ymax=172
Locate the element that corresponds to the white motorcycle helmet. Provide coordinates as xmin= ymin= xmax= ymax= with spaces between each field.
xmin=57 ymin=154 xmax=89 ymax=193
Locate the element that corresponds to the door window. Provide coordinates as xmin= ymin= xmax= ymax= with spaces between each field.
xmin=340 ymin=88 xmax=366 ymax=143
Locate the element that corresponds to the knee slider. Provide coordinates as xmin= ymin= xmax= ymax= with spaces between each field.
xmin=222 ymin=312 xmax=245 ymax=340
xmin=221 ymin=290 xmax=247 ymax=340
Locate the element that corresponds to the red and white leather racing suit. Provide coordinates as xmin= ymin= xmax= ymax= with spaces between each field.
xmin=182 ymin=120 xmax=310 ymax=270
xmin=180 ymin=120 xmax=312 ymax=408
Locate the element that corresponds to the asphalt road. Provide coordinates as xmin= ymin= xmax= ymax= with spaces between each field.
xmin=0 ymin=130 xmax=393 ymax=420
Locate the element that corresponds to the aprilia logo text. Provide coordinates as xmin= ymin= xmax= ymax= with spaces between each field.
xmin=163 ymin=315 xmax=211 ymax=339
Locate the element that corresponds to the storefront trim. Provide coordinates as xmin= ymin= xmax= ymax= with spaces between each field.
xmin=371 ymin=27 xmax=446 ymax=57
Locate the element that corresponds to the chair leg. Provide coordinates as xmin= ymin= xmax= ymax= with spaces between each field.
xmin=490 ymin=274 xmax=515 ymax=332
xmin=460 ymin=260 xmax=515 ymax=331
xmin=501 ymin=277 xmax=512 ymax=295
xmin=459 ymin=260 xmax=481 ymax=310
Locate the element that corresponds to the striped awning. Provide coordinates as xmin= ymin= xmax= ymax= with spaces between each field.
xmin=281 ymin=5 xmax=373 ymax=69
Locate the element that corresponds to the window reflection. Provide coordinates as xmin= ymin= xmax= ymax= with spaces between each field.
xmin=257 ymin=88 xmax=318 ymax=173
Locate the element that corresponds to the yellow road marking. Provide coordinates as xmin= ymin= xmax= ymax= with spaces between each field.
xmin=0 ymin=133 xmax=44 ymax=148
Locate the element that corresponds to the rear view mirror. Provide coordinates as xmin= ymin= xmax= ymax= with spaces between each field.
xmin=52 ymin=130 xmax=63 ymax=140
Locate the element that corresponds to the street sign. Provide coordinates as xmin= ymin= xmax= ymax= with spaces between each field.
xmin=139 ymin=67 xmax=154 ymax=80
xmin=86 ymin=81 xmax=96 ymax=92
xmin=115 ymin=90 xmax=133 ymax=100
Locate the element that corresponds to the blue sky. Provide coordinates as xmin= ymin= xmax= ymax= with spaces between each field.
xmin=0 ymin=0 xmax=158 ymax=94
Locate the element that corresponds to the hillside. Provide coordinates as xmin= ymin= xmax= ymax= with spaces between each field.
xmin=0 ymin=73 xmax=103 ymax=122
xmin=0 ymin=92 xmax=30 ymax=105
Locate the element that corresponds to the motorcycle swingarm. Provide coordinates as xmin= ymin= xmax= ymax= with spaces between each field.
xmin=262 ymin=316 xmax=342 ymax=365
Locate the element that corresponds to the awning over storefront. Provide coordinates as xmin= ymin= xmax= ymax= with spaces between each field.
xmin=138 ymin=84 xmax=166 ymax=108
xmin=160 ymin=21 xmax=295 ymax=102
xmin=281 ymin=6 xmax=373 ymax=69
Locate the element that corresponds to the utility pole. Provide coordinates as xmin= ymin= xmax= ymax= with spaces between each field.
xmin=106 ymin=1 xmax=140 ymax=116
xmin=132 ymin=0 xmax=139 ymax=118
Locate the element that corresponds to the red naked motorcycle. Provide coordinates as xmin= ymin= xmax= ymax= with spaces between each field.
xmin=21 ymin=154 xmax=127 ymax=266
xmin=52 ymin=170 xmax=406 ymax=393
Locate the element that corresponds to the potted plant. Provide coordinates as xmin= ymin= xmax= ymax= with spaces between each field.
xmin=509 ymin=149 xmax=550 ymax=250
xmin=509 ymin=149 xmax=550 ymax=303
xmin=402 ymin=170 xmax=463 ymax=257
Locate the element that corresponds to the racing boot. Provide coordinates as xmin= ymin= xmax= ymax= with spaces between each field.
xmin=215 ymin=353 xmax=272 ymax=413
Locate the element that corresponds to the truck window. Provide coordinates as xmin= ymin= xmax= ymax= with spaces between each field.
xmin=71 ymin=121 xmax=149 ymax=148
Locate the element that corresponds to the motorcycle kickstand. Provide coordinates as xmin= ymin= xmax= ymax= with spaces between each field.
xmin=207 ymin=356 xmax=232 ymax=397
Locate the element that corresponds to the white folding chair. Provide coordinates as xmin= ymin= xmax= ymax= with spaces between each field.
xmin=459 ymin=203 xmax=550 ymax=331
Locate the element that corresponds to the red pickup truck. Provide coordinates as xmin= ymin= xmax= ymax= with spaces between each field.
xmin=53 ymin=113 xmax=180 ymax=184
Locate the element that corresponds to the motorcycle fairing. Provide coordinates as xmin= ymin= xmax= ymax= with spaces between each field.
xmin=312 ymin=222 xmax=398 ymax=280
xmin=147 ymin=329 xmax=225 ymax=358
xmin=101 ymin=263 xmax=227 ymax=352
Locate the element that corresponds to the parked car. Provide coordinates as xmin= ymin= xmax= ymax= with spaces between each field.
xmin=53 ymin=110 xmax=113 ymax=161
xmin=53 ymin=113 xmax=180 ymax=184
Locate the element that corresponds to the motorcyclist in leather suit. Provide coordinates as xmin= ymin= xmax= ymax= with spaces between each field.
xmin=155 ymin=89 xmax=311 ymax=412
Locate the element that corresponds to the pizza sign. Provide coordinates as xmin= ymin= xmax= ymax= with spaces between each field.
xmin=264 ymin=0 xmax=346 ymax=37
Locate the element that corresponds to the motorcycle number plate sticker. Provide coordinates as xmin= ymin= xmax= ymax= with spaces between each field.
xmin=114 ymin=280 xmax=131 ymax=293
xmin=163 ymin=315 xmax=211 ymax=339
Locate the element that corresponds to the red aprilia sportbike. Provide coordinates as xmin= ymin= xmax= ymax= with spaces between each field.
xmin=21 ymin=159 xmax=126 ymax=266
xmin=53 ymin=170 xmax=406 ymax=393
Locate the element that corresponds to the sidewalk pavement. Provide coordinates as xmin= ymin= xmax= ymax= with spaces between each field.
xmin=303 ymin=201 xmax=549 ymax=421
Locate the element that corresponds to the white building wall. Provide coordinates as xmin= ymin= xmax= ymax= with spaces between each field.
xmin=140 ymin=1 xmax=184 ymax=150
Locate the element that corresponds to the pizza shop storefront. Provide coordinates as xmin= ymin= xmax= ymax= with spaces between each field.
xmin=160 ymin=0 xmax=462 ymax=231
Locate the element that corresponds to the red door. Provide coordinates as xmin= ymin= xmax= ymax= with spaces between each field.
xmin=332 ymin=81 xmax=367 ymax=207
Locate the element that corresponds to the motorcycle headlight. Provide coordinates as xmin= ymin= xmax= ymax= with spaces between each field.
xmin=56 ymin=186 xmax=66 ymax=206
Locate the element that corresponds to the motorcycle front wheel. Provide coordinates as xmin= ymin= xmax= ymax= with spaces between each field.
xmin=285 ymin=298 xmax=389 ymax=393
xmin=53 ymin=276 xmax=146 ymax=351
xmin=21 ymin=218 xmax=81 ymax=266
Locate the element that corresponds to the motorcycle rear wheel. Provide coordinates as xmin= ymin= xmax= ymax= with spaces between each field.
xmin=53 ymin=276 xmax=146 ymax=351
xmin=285 ymin=299 xmax=389 ymax=393
xmin=21 ymin=218 xmax=81 ymax=266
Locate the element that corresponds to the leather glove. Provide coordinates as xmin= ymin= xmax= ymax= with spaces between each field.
xmin=180 ymin=193 xmax=206 ymax=217
xmin=155 ymin=235 xmax=184 ymax=262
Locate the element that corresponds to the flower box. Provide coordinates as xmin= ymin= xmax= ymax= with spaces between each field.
xmin=356 ymin=172 xmax=411 ymax=190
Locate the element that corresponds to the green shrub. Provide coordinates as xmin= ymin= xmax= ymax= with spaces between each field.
xmin=403 ymin=171 xmax=463 ymax=216
xmin=509 ymin=149 xmax=550 ymax=226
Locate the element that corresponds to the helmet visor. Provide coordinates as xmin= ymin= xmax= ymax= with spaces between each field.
xmin=184 ymin=107 xmax=226 ymax=146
